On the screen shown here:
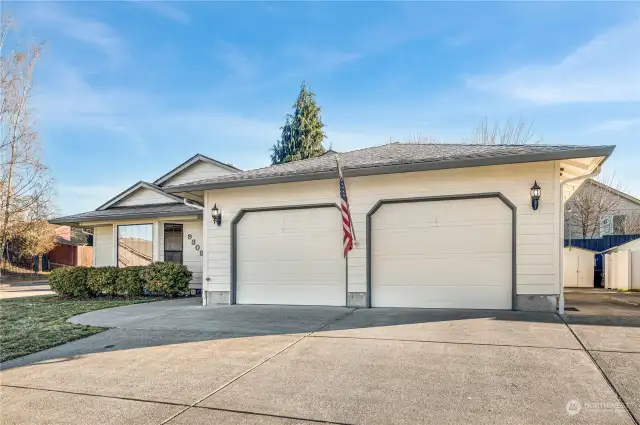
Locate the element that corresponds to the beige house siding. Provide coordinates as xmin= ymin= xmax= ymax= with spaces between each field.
xmin=162 ymin=162 xmax=235 ymax=187
xmin=203 ymin=161 xmax=559 ymax=298
xmin=115 ymin=188 xmax=179 ymax=207
xmin=93 ymin=225 xmax=114 ymax=267
xmin=183 ymin=220 xmax=204 ymax=287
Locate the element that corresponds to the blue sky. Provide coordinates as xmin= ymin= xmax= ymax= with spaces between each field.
xmin=6 ymin=1 xmax=640 ymax=215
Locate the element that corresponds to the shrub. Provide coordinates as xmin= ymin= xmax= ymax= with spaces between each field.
xmin=49 ymin=266 xmax=92 ymax=297
xmin=116 ymin=266 xmax=146 ymax=297
xmin=143 ymin=262 xmax=192 ymax=296
xmin=87 ymin=267 xmax=119 ymax=295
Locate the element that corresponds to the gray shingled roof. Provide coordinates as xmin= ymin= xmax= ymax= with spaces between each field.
xmin=50 ymin=203 xmax=202 ymax=225
xmin=164 ymin=143 xmax=615 ymax=192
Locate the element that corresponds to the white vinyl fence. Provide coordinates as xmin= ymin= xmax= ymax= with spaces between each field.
xmin=604 ymin=249 xmax=640 ymax=290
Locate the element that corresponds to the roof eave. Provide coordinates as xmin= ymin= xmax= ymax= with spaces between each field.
xmin=164 ymin=146 xmax=616 ymax=193
xmin=96 ymin=182 xmax=184 ymax=211
xmin=49 ymin=209 xmax=203 ymax=226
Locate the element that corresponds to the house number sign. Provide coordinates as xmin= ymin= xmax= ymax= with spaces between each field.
xmin=187 ymin=234 xmax=203 ymax=256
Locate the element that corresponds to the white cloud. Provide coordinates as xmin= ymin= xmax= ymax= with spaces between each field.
xmin=467 ymin=18 xmax=640 ymax=104
xmin=213 ymin=41 xmax=261 ymax=81
xmin=283 ymin=46 xmax=362 ymax=74
xmin=27 ymin=2 xmax=125 ymax=65
xmin=133 ymin=1 xmax=190 ymax=24
xmin=592 ymin=118 xmax=640 ymax=133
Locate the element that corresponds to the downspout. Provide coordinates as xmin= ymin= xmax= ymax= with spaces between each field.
xmin=558 ymin=165 xmax=601 ymax=315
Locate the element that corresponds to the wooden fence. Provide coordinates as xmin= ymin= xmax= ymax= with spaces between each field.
xmin=48 ymin=245 xmax=93 ymax=267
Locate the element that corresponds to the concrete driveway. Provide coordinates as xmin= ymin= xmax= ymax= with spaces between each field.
xmin=1 ymin=298 xmax=638 ymax=425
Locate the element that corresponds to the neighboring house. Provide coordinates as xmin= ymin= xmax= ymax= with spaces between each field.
xmin=46 ymin=226 xmax=94 ymax=268
xmin=51 ymin=143 xmax=615 ymax=312
xmin=54 ymin=225 xmax=93 ymax=246
xmin=565 ymin=179 xmax=640 ymax=239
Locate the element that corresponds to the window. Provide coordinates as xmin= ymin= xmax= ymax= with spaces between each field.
xmin=164 ymin=224 xmax=183 ymax=264
xmin=117 ymin=224 xmax=153 ymax=267
xmin=613 ymin=215 xmax=626 ymax=235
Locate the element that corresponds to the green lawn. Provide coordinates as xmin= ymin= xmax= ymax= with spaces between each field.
xmin=0 ymin=295 xmax=164 ymax=362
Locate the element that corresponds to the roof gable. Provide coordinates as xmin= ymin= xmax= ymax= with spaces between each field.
xmin=154 ymin=154 xmax=241 ymax=186
xmin=587 ymin=179 xmax=640 ymax=206
xmin=97 ymin=182 xmax=183 ymax=211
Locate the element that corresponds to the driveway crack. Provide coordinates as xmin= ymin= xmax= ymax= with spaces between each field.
xmin=558 ymin=314 xmax=638 ymax=425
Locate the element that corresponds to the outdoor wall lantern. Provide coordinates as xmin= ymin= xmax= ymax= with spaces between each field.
xmin=211 ymin=204 xmax=222 ymax=226
xmin=530 ymin=181 xmax=541 ymax=211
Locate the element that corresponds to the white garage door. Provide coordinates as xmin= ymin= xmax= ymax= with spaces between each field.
xmin=371 ymin=197 xmax=512 ymax=309
xmin=237 ymin=207 xmax=345 ymax=306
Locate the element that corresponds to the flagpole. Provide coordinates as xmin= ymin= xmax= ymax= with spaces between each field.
xmin=336 ymin=156 xmax=357 ymax=245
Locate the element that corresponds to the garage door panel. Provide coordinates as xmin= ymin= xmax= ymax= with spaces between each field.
xmin=374 ymin=255 xmax=511 ymax=286
xmin=237 ymin=284 xmax=345 ymax=306
xmin=371 ymin=197 xmax=512 ymax=310
xmin=238 ymin=260 xmax=343 ymax=280
xmin=238 ymin=210 xmax=339 ymax=235
xmin=238 ymin=234 xmax=342 ymax=260
xmin=375 ymin=286 xmax=511 ymax=309
xmin=237 ymin=207 xmax=345 ymax=306
xmin=372 ymin=198 xmax=510 ymax=229
xmin=373 ymin=225 xmax=511 ymax=256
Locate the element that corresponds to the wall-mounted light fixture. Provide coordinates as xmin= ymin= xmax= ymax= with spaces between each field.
xmin=530 ymin=181 xmax=541 ymax=211
xmin=211 ymin=204 xmax=222 ymax=226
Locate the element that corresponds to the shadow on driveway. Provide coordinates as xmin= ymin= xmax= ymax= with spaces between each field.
xmin=0 ymin=299 xmax=572 ymax=370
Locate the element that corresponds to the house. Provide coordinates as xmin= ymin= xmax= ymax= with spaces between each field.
xmin=565 ymin=179 xmax=640 ymax=239
xmin=603 ymin=238 xmax=640 ymax=291
xmin=54 ymin=225 xmax=93 ymax=246
xmin=50 ymin=143 xmax=615 ymax=312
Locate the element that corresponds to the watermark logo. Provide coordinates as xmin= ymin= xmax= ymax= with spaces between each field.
xmin=566 ymin=399 xmax=625 ymax=416
xmin=566 ymin=399 xmax=582 ymax=416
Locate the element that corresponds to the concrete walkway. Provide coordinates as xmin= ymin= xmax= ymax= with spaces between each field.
xmin=1 ymin=299 xmax=638 ymax=424
xmin=0 ymin=280 xmax=52 ymax=299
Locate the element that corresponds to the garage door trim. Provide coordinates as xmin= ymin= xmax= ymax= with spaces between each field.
xmin=366 ymin=192 xmax=517 ymax=309
xmin=230 ymin=202 xmax=342 ymax=305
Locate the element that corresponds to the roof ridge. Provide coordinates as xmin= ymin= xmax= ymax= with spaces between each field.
xmin=108 ymin=202 xmax=189 ymax=210
xmin=389 ymin=142 xmax=600 ymax=148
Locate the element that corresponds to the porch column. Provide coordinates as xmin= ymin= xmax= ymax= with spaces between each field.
xmin=153 ymin=220 xmax=161 ymax=262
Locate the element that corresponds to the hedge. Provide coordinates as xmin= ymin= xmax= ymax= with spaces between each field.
xmin=49 ymin=267 xmax=92 ymax=298
xmin=49 ymin=262 xmax=192 ymax=298
xmin=143 ymin=262 xmax=192 ymax=297
xmin=87 ymin=266 xmax=119 ymax=295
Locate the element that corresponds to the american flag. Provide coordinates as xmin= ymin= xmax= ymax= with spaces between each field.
xmin=337 ymin=158 xmax=354 ymax=257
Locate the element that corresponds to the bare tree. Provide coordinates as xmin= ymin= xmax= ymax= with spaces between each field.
xmin=388 ymin=133 xmax=441 ymax=144
xmin=565 ymin=176 xmax=625 ymax=239
xmin=0 ymin=15 xmax=56 ymax=274
xmin=470 ymin=118 xmax=543 ymax=145
xmin=623 ymin=210 xmax=640 ymax=235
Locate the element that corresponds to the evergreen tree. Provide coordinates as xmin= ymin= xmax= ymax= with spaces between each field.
xmin=270 ymin=81 xmax=326 ymax=164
